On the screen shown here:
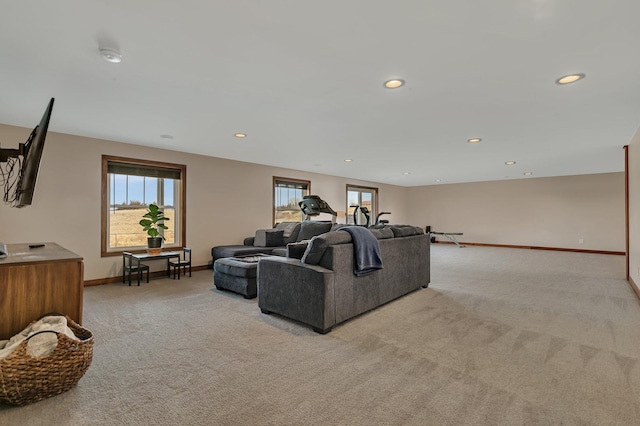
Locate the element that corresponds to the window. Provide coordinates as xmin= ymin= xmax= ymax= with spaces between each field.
xmin=101 ymin=155 xmax=186 ymax=256
xmin=273 ymin=177 xmax=310 ymax=224
xmin=346 ymin=185 xmax=378 ymax=226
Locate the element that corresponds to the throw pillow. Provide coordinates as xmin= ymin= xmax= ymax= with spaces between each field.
xmin=254 ymin=229 xmax=285 ymax=247
xmin=301 ymin=231 xmax=352 ymax=265
xmin=286 ymin=240 xmax=309 ymax=259
xmin=301 ymin=235 xmax=328 ymax=265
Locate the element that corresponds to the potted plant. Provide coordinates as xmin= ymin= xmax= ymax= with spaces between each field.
xmin=139 ymin=203 xmax=170 ymax=255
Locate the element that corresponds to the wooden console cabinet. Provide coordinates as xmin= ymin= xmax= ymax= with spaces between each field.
xmin=0 ymin=242 xmax=84 ymax=340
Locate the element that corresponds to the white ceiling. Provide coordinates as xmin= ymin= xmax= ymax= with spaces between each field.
xmin=1 ymin=1 xmax=640 ymax=187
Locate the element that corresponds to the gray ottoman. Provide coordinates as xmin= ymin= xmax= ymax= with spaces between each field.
xmin=213 ymin=255 xmax=265 ymax=299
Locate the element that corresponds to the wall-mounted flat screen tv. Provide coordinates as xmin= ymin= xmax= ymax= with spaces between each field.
xmin=0 ymin=98 xmax=54 ymax=207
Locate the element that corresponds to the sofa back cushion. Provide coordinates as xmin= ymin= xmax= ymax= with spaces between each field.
xmin=297 ymin=221 xmax=333 ymax=242
xmin=369 ymin=227 xmax=394 ymax=239
xmin=388 ymin=225 xmax=424 ymax=237
xmin=275 ymin=222 xmax=302 ymax=244
xmin=330 ymin=223 xmax=347 ymax=232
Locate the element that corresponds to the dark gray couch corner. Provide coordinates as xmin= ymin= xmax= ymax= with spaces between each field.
xmin=258 ymin=257 xmax=336 ymax=333
xmin=258 ymin=229 xmax=430 ymax=334
xmin=211 ymin=222 xmax=301 ymax=262
xmin=211 ymin=221 xmax=335 ymax=263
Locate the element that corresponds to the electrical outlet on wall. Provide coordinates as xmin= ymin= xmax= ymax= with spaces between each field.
xmin=579 ymin=238 xmax=584 ymax=244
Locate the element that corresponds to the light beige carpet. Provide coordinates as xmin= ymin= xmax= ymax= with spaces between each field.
xmin=1 ymin=245 xmax=639 ymax=425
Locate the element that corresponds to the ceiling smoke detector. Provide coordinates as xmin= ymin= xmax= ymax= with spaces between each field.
xmin=100 ymin=48 xmax=122 ymax=63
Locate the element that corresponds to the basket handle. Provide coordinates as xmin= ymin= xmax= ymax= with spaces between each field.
xmin=35 ymin=312 xmax=66 ymax=321
xmin=25 ymin=330 xmax=60 ymax=340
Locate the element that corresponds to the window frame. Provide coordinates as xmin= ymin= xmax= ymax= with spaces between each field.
xmin=101 ymin=155 xmax=187 ymax=257
xmin=272 ymin=176 xmax=310 ymax=225
xmin=346 ymin=184 xmax=379 ymax=226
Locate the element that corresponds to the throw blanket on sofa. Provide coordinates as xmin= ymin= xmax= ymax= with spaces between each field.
xmin=340 ymin=226 xmax=383 ymax=276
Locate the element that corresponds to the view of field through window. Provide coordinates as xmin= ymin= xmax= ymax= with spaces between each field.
xmin=108 ymin=172 xmax=178 ymax=249
xmin=274 ymin=179 xmax=309 ymax=224
xmin=109 ymin=207 xmax=176 ymax=248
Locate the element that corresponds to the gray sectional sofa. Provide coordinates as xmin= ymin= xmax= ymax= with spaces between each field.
xmin=258 ymin=225 xmax=430 ymax=334
xmin=211 ymin=221 xmax=333 ymax=261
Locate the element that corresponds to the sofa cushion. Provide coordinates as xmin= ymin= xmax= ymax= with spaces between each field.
xmin=214 ymin=257 xmax=258 ymax=278
xmin=297 ymin=221 xmax=333 ymax=241
xmin=212 ymin=245 xmax=277 ymax=260
xmin=301 ymin=231 xmax=352 ymax=265
xmin=370 ymin=227 xmax=394 ymax=239
xmin=389 ymin=225 xmax=424 ymax=237
xmin=271 ymin=247 xmax=288 ymax=257
xmin=330 ymin=223 xmax=347 ymax=232
xmin=275 ymin=222 xmax=302 ymax=244
xmin=254 ymin=229 xmax=285 ymax=247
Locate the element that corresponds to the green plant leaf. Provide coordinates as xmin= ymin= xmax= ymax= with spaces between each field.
xmin=140 ymin=204 xmax=171 ymax=238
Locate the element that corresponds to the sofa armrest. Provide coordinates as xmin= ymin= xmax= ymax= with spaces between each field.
xmin=258 ymin=257 xmax=335 ymax=333
xmin=243 ymin=236 xmax=255 ymax=246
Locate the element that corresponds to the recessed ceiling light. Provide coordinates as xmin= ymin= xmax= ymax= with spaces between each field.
xmin=505 ymin=161 xmax=516 ymax=165
xmin=555 ymin=73 xmax=585 ymax=85
xmin=344 ymin=159 xmax=353 ymax=162
xmin=384 ymin=79 xmax=405 ymax=89
xmin=403 ymin=172 xmax=410 ymax=175
xmin=99 ymin=48 xmax=122 ymax=63
xmin=435 ymin=179 xmax=441 ymax=183
xmin=524 ymin=172 xmax=533 ymax=176
xmin=468 ymin=138 xmax=482 ymax=143
xmin=234 ymin=133 xmax=247 ymax=138
xmin=160 ymin=134 xmax=173 ymax=140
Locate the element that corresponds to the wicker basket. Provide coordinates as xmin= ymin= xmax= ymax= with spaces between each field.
xmin=0 ymin=314 xmax=94 ymax=406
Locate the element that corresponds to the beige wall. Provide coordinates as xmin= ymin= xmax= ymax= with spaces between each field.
xmin=628 ymin=126 xmax=640 ymax=281
xmin=406 ymin=173 xmax=625 ymax=252
xmin=0 ymin=124 xmax=408 ymax=280
xmin=1 ymin=122 xmax=627 ymax=281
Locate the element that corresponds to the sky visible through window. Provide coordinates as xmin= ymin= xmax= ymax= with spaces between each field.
xmin=275 ymin=186 xmax=304 ymax=209
xmin=274 ymin=180 xmax=309 ymax=223
xmin=111 ymin=175 xmax=175 ymax=206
